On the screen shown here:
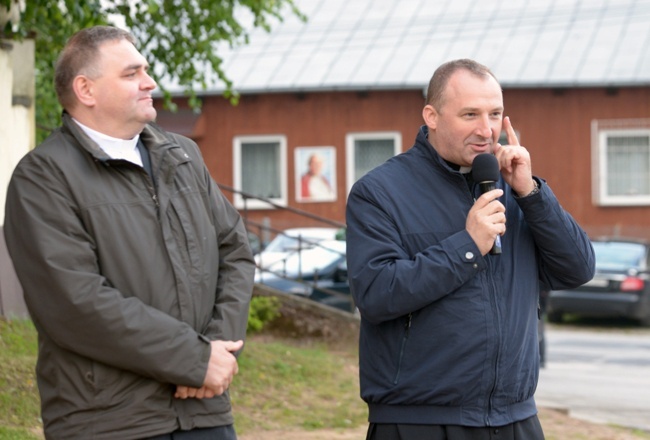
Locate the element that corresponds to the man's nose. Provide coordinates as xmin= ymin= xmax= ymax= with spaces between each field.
xmin=475 ymin=115 xmax=493 ymax=138
xmin=142 ymin=72 xmax=157 ymax=90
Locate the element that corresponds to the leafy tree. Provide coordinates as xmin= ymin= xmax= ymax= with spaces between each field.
xmin=1 ymin=0 xmax=304 ymax=143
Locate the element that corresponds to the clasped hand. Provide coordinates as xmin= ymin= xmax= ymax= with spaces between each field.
xmin=175 ymin=339 xmax=243 ymax=400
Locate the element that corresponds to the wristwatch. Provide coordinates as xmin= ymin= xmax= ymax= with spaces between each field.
xmin=518 ymin=178 xmax=540 ymax=198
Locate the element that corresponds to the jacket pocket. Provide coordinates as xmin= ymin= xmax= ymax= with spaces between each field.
xmin=168 ymin=191 xmax=217 ymax=281
xmin=392 ymin=313 xmax=412 ymax=385
xmin=169 ymin=200 xmax=201 ymax=276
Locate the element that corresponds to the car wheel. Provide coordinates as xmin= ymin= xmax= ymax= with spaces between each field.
xmin=547 ymin=310 xmax=563 ymax=323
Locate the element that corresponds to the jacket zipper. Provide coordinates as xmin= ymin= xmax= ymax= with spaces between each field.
xmin=393 ymin=313 xmax=412 ymax=385
xmin=136 ymin=163 xmax=159 ymax=210
xmin=485 ymin=264 xmax=501 ymax=425
xmin=104 ymin=158 xmax=160 ymax=210
xmin=469 ymin=171 xmax=504 ymax=423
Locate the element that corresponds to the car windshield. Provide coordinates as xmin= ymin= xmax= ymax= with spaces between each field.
xmin=593 ymin=241 xmax=646 ymax=271
xmin=274 ymin=241 xmax=346 ymax=276
xmin=264 ymin=234 xmax=325 ymax=253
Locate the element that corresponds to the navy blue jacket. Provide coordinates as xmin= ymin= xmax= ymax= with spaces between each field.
xmin=346 ymin=126 xmax=595 ymax=427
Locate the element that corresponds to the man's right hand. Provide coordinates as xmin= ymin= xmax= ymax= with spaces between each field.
xmin=175 ymin=339 xmax=243 ymax=399
xmin=466 ymin=189 xmax=506 ymax=255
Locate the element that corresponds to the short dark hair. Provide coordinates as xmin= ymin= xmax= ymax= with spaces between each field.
xmin=424 ymin=59 xmax=499 ymax=110
xmin=54 ymin=26 xmax=136 ymax=110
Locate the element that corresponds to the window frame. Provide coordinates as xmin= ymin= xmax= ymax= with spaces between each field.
xmin=232 ymin=134 xmax=288 ymax=210
xmin=591 ymin=120 xmax=650 ymax=207
xmin=345 ymin=131 xmax=402 ymax=195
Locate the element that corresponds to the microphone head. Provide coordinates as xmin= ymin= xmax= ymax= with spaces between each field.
xmin=472 ymin=153 xmax=500 ymax=183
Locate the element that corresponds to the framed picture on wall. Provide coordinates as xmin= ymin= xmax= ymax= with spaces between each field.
xmin=295 ymin=146 xmax=337 ymax=203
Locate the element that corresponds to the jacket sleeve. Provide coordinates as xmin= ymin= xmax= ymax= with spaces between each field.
xmin=3 ymin=153 xmax=214 ymax=387
xmin=346 ymin=178 xmax=488 ymax=324
xmin=201 ymin=167 xmax=255 ymax=345
xmin=516 ymin=178 xmax=595 ymax=290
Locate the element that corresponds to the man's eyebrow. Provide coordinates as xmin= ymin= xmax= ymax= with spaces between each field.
xmin=122 ymin=63 xmax=149 ymax=72
xmin=459 ymin=106 xmax=481 ymax=113
xmin=460 ymin=106 xmax=504 ymax=112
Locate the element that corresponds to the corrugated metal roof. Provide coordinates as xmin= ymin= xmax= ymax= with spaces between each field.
xmin=204 ymin=0 xmax=650 ymax=93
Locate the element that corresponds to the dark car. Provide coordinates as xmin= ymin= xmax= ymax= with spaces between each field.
xmin=255 ymin=240 xmax=355 ymax=313
xmin=547 ymin=237 xmax=650 ymax=326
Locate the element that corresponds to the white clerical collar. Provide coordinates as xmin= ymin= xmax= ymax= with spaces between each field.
xmin=460 ymin=166 xmax=472 ymax=174
xmin=73 ymin=118 xmax=143 ymax=167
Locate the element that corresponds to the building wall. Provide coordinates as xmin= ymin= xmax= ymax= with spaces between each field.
xmin=0 ymin=38 xmax=34 ymax=319
xmin=171 ymin=89 xmax=425 ymax=232
xmin=1 ymin=39 xmax=35 ymax=225
xmin=157 ymin=85 xmax=650 ymax=239
xmin=503 ymin=86 xmax=650 ymax=239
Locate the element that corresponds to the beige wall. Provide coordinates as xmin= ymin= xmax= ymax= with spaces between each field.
xmin=0 ymin=38 xmax=33 ymax=318
xmin=0 ymin=38 xmax=34 ymax=225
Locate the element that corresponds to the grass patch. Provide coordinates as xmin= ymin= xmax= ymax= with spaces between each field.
xmin=0 ymin=319 xmax=41 ymax=439
xmin=232 ymin=335 xmax=367 ymax=433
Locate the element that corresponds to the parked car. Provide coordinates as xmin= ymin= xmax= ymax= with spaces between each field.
xmin=254 ymin=227 xmax=341 ymax=278
xmin=247 ymin=232 xmax=265 ymax=255
xmin=547 ymin=237 xmax=650 ymax=326
xmin=256 ymin=240 xmax=355 ymax=313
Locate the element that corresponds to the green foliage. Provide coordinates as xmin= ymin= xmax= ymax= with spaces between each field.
xmin=247 ymin=295 xmax=280 ymax=333
xmin=1 ymin=0 xmax=305 ymax=143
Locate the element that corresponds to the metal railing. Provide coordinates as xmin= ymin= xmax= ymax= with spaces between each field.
xmin=217 ymin=183 xmax=356 ymax=314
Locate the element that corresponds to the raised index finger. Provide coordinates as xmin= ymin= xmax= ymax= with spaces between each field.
xmin=503 ymin=116 xmax=520 ymax=146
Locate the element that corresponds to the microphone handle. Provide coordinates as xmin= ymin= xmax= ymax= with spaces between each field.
xmin=477 ymin=181 xmax=502 ymax=255
xmin=479 ymin=181 xmax=497 ymax=193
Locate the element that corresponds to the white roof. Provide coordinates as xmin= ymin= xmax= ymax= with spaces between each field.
xmin=202 ymin=0 xmax=650 ymax=94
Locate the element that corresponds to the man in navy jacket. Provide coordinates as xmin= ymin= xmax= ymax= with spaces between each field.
xmin=346 ymin=59 xmax=595 ymax=440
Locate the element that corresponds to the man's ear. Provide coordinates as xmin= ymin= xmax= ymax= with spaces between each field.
xmin=72 ymin=75 xmax=95 ymax=107
xmin=422 ymin=104 xmax=438 ymax=130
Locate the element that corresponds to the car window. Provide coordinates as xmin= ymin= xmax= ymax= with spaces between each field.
xmin=593 ymin=242 xmax=646 ymax=270
xmin=264 ymin=234 xmax=321 ymax=252
xmin=277 ymin=241 xmax=346 ymax=275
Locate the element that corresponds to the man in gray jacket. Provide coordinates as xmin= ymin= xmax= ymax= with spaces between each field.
xmin=4 ymin=26 xmax=255 ymax=439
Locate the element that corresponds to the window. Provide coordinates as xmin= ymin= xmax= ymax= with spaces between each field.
xmin=346 ymin=132 xmax=402 ymax=193
xmin=592 ymin=119 xmax=650 ymax=206
xmin=233 ymin=135 xmax=287 ymax=209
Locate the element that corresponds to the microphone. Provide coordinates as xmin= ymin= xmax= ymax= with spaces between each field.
xmin=471 ymin=153 xmax=502 ymax=255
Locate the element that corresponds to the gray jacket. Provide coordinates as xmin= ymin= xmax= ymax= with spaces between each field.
xmin=4 ymin=113 xmax=255 ymax=439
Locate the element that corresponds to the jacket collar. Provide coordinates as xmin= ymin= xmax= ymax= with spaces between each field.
xmin=414 ymin=125 xmax=462 ymax=176
xmin=61 ymin=111 xmax=179 ymax=163
xmin=62 ymin=112 xmax=112 ymax=161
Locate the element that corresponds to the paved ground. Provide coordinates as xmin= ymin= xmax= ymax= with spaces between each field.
xmin=536 ymin=326 xmax=650 ymax=432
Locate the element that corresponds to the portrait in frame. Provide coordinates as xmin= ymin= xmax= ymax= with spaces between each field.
xmin=295 ymin=146 xmax=337 ymax=203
